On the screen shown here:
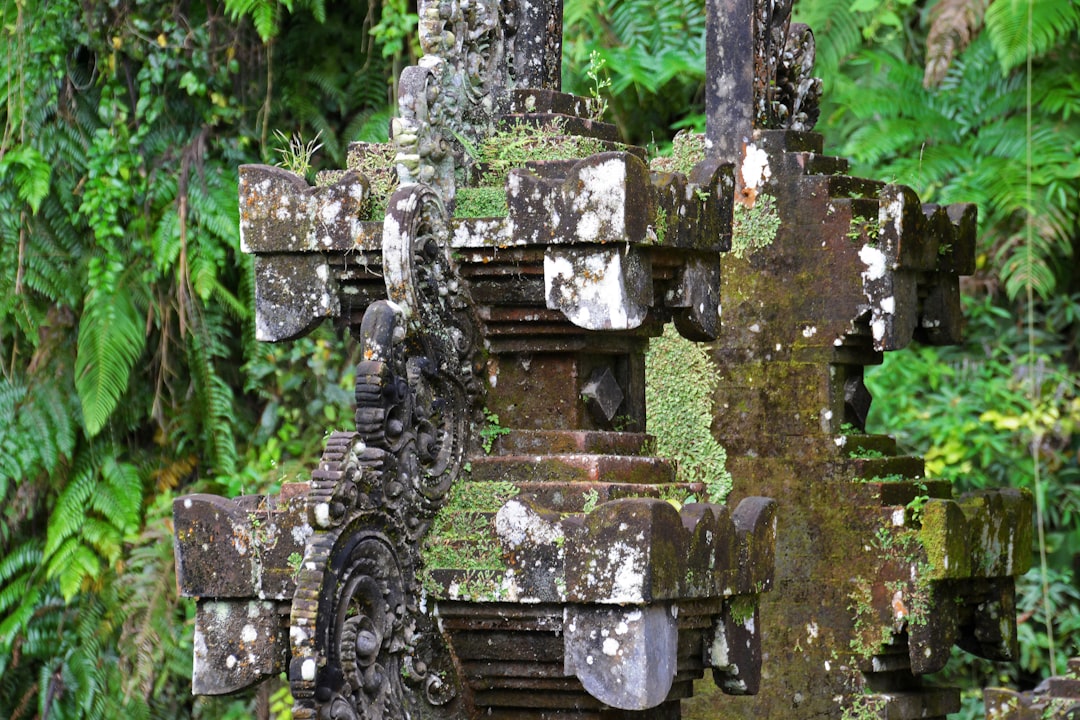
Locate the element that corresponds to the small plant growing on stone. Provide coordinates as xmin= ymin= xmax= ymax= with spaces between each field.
xmin=478 ymin=409 xmax=510 ymax=453
xmin=585 ymin=50 xmax=611 ymax=121
xmin=906 ymin=483 xmax=930 ymax=523
xmin=871 ymin=526 xmax=894 ymax=551
xmin=848 ymin=446 xmax=885 ymax=459
xmin=288 ymin=551 xmax=303 ymax=580
xmin=841 ymin=693 xmax=887 ymax=720
xmin=581 ymin=488 xmax=599 ymax=514
xmin=274 ymin=129 xmax=323 ymax=178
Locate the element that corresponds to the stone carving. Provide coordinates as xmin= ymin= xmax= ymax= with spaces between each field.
xmin=287 ymin=185 xmax=483 ymax=717
xmin=686 ymin=3 xmax=1032 ymax=713
xmin=175 ymin=2 xmax=1030 ymax=719
xmin=986 ymin=659 xmax=1080 ymax=719
xmin=289 ymin=432 xmax=461 ymax=719
xmin=178 ymin=1 xmax=778 ymax=716
xmin=706 ymin=0 xmax=822 ymax=161
xmin=395 ymin=0 xmax=512 ymax=202
xmin=752 ymin=0 xmax=821 ymax=131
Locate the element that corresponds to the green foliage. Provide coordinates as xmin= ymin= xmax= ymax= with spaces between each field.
xmin=75 ymin=280 xmax=146 ymax=436
xmin=867 ymin=295 xmax=1080 ymax=705
xmin=645 ymin=326 xmax=732 ymax=502
xmin=478 ymin=410 xmax=511 ymax=454
xmin=273 ymin=129 xmax=323 ymax=178
xmin=563 ymin=0 xmax=707 ymax=144
xmin=0 ymin=0 xmax=398 ymax=715
xmin=984 ymin=0 xmax=1080 ymax=73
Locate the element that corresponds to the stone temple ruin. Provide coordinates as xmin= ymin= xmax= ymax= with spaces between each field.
xmin=173 ymin=0 xmax=1035 ymax=717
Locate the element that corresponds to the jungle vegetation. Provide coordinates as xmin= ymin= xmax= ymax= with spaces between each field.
xmin=0 ymin=0 xmax=1077 ymax=718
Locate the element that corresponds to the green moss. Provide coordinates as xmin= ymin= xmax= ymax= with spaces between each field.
xmin=649 ymin=131 xmax=705 ymax=176
xmin=841 ymin=694 xmax=887 ymax=720
xmin=848 ymin=582 xmax=892 ymax=658
xmin=852 ymin=473 xmax=907 ymax=483
xmin=645 ymin=326 xmax=732 ymax=502
xmin=728 ymin=595 xmax=757 ymax=625
xmin=453 ymin=186 xmax=508 ymax=218
xmin=652 ymin=206 xmax=668 ymax=244
xmin=731 ymin=194 xmax=781 ymax=259
xmin=345 ymin=142 xmax=399 ymax=220
xmin=473 ymin=119 xmax=609 ymax=181
xmin=848 ymin=447 xmax=885 ymax=459
xmin=420 ymin=480 xmax=519 ymax=582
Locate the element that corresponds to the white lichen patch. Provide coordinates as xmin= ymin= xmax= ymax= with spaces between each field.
xmin=859 ymin=244 xmax=887 ymax=281
xmin=600 ymin=541 xmax=647 ymax=604
xmin=881 ymin=193 xmax=905 ymax=238
xmin=571 ymin=158 xmax=627 ymax=243
xmin=544 ymin=248 xmax=648 ymax=331
xmin=740 ymin=144 xmax=772 ymax=191
xmin=494 ymin=500 xmax=563 ymax=549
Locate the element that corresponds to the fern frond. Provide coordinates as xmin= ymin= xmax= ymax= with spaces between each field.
xmin=44 ymin=458 xmax=96 ymax=558
xmin=75 ymin=282 xmax=146 ymax=436
xmin=79 ymin=518 xmax=123 ymax=564
xmin=224 ymin=0 xmax=282 ymax=42
xmin=985 ymin=0 xmax=1080 ymax=72
xmin=186 ymin=319 xmax=238 ymax=475
xmin=96 ymin=457 xmax=143 ymax=533
xmin=0 ymin=583 xmax=41 ymax=652
xmin=793 ymin=0 xmax=864 ymax=77
xmin=0 ymin=145 xmax=52 ymax=215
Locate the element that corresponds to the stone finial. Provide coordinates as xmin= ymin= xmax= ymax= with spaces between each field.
xmin=704 ymin=0 xmax=823 ymax=162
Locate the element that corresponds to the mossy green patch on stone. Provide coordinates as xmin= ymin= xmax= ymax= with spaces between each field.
xmin=728 ymin=595 xmax=757 ymax=625
xmin=840 ymin=693 xmax=887 ymax=720
xmin=645 ymin=325 xmax=731 ymax=502
xmin=344 ymin=142 xmax=399 ymax=219
xmin=649 ymin=131 xmax=705 ymax=177
xmin=474 ymin=120 xmax=609 ymax=181
xmin=731 ymin=194 xmax=781 ymax=259
xmin=420 ymin=480 xmax=519 ymax=586
xmin=454 ymin=186 xmax=508 ymax=218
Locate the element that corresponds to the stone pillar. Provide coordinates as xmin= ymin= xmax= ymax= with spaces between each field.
xmin=684 ymin=2 xmax=1031 ymax=715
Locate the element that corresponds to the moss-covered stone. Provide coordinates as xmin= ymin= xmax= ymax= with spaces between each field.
xmin=646 ymin=325 xmax=732 ymax=502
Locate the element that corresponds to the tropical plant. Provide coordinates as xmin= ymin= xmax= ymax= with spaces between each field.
xmin=0 ymin=0 xmax=400 ymax=716
xmin=563 ymin=0 xmax=708 ymax=144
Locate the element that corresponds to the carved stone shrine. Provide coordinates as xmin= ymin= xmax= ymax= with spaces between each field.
xmin=174 ymin=0 xmax=778 ymax=718
xmin=681 ymin=1 xmax=1033 ymax=718
xmin=173 ymin=0 xmax=1033 ymax=718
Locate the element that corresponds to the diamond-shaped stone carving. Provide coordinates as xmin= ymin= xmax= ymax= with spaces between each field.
xmin=581 ymin=367 xmax=624 ymax=424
